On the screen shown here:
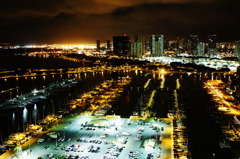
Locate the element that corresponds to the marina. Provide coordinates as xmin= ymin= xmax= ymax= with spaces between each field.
xmin=0 ymin=56 xmax=239 ymax=158
xmin=0 ymin=78 xmax=82 ymax=110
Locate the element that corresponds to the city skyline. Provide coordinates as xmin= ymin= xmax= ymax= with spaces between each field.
xmin=0 ymin=0 xmax=240 ymax=44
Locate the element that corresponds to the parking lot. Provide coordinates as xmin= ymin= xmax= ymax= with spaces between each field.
xmin=18 ymin=114 xmax=173 ymax=159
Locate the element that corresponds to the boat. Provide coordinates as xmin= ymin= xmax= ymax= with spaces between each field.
xmin=0 ymin=78 xmax=81 ymax=110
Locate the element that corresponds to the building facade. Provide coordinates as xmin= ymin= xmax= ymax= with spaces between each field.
xmin=131 ymin=42 xmax=142 ymax=57
xmin=234 ymin=43 xmax=240 ymax=59
xmin=207 ymin=34 xmax=217 ymax=49
xmin=236 ymin=66 xmax=240 ymax=101
xmin=113 ymin=35 xmax=130 ymax=56
xmin=106 ymin=40 xmax=111 ymax=51
xmin=178 ymin=38 xmax=188 ymax=52
xmin=135 ymin=35 xmax=145 ymax=57
xmin=96 ymin=40 xmax=100 ymax=52
xmin=189 ymin=35 xmax=199 ymax=55
xmin=151 ymin=35 xmax=164 ymax=57
xmin=197 ymin=42 xmax=205 ymax=56
xmin=208 ymin=48 xmax=218 ymax=58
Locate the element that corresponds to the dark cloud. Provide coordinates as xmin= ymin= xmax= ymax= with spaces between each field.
xmin=54 ymin=13 xmax=76 ymax=20
xmin=0 ymin=0 xmax=240 ymax=44
xmin=112 ymin=7 xmax=136 ymax=17
xmin=108 ymin=1 xmax=240 ymax=38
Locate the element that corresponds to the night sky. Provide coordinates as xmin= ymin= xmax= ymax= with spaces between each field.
xmin=0 ymin=0 xmax=240 ymax=44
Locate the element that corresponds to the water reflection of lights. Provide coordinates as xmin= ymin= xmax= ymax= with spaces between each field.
xmin=157 ymin=73 xmax=161 ymax=80
xmin=12 ymin=112 xmax=15 ymax=126
xmin=33 ymin=104 xmax=37 ymax=116
xmin=23 ymin=108 xmax=28 ymax=123
xmin=160 ymin=69 xmax=166 ymax=74
xmin=135 ymin=70 xmax=138 ymax=76
xmin=33 ymin=104 xmax=37 ymax=124
xmin=205 ymin=80 xmax=240 ymax=115
xmin=176 ymin=79 xmax=180 ymax=90
xmin=160 ymin=74 xmax=165 ymax=80
xmin=160 ymin=76 xmax=165 ymax=89
xmin=153 ymin=73 xmax=155 ymax=79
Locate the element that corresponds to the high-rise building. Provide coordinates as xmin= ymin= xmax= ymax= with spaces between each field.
xmin=151 ymin=35 xmax=164 ymax=57
xmin=234 ymin=43 xmax=240 ymax=59
xmin=208 ymin=48 xmax=218 ymax=58
xmin=236 ymin=67 xmax=240 ymax=98
xmin=134 ymin=35 xmax=145 ymax=56
xmin=197 ymin=42 xmax=205 ymax=56
xmin=145 ymin=40 xmax=151 ymax=54
xmin=208 ymin=34 xmax=217 ymax=49
xmin=131 ymin=42 xmax=142 ymax=57
xmin=174 ymin=41 xmax=179 ymax=50
xmin=113 ymin=35 xmax=130 ymax=56
xmin=106 ymin=40 xmax=111 ymax=50
xmin=96 ymin=40 xmax=100 ymax=51
xmin=207 ymin=34 xmax=218 ymax=57
xmin=189 ymin=35 xmax=199 ymax=55
xmin=168 ymin=40 xmax=177 ymax=49
xmin=179 ymin=38 xmax=188 ymax=51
